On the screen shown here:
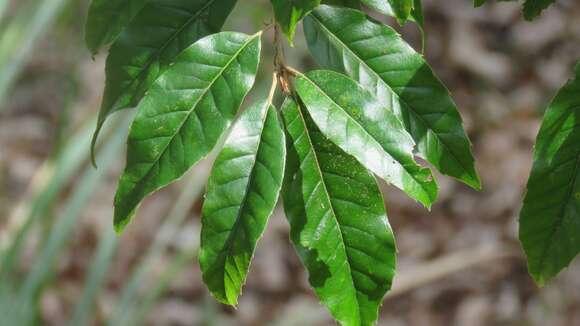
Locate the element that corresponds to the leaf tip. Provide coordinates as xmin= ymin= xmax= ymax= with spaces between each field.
xmin=113 ymin=208 xmax=133 ymax=235
xmin=208 ymin=290 xmax=239 ymax=307
xmin=530 ymin=273 xmax=548 ymax=288
xmin=417 ymin=191 xmax=436 ymax=211
xmin=90 ymin=120 xmax=105 ymax=168
xmin=285 ymin=33 xmax=296 ymax=46
xmin=86 ymin=43 xmax=99 ymax=59
xmin=464 ymin=172 xmax=482 ymax=191
xmin=113 ymin=221 xmax=126 ymax=235
xmin=90 ymin=150 xmax=99 ymax=169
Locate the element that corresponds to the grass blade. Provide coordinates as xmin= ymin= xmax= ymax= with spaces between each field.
xmin=0 ymin=0 xmax=68 ymax=104
xmin=69 ymin=227 xmax=118 ymax=326
xmin=0 ymin=119 xmax=93 ymax=280
xmin=15 ymin=114 xmax=131 ymax=323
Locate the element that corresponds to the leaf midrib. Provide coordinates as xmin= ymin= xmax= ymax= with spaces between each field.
xmin=126 ymin=33 xmax=259 ymax=196
xmin=309 ymin=12 xmax=476 ymax=183
xmin=211 ymin=104 xmax=272 ymax=303
xmin=299 ymin=74 xmax=433 ymax=202
xmin=293 ymin=101 xmax=362 ymax=324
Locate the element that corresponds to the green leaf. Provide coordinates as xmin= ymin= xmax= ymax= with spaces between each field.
xmin=323 ymin=0 xmax=359 ymax=7
xmin=523 ymin=0 xmax=554 ymax=20
xmin=361 ymin=0 xmax=424 ymax=51
xmin=387 ymin=0 xmax=413 ymax=24
xmin=361 ymin=0 xmax=423 ymax=27
xmin=113 ymin=31 xmax=261 ymax=231
xmin=474 ymin=0 xmax=551 ymax=20
xmin=519 ymin=63 xmax=580 ymax=286
xmin=304 ymin=5 xmax=480 ymax=190
xmin=84 ymin=0 xmax=149 ymax=55
xmin=295 ymin=70 xmax=437 ymax=208
xmin=411 ymin=0 xmax=424 ymax=32
xmin=270 ymin=0 xmax=321 ymax=42
xmin=281 ymin=97 xmax=396 ymax=326
xmin=474 ymin=0 xmax=486 ymax=7
xmin=200 ymin=99 xmax=285 ymax=306
xmin=91 ymin=0 xmax=237 ymax=162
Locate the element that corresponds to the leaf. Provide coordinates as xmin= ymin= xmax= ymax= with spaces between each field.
xmin=113 ymin=31 xmax=261 ymax=231
xmin=84 ymin=0 xmax=149 ymax=56
xmin=411 ymin=0 xmax=424 ymax=32
xmin=523 ymin=0 xmax=554 ymax=20
xmin=295 ymin=70 xmax=437 ymax=207
xmin=473 ymin=0 xmax=486 ymax=7
xmin=360 ymin=0 xmax=424 ymax=51
xmin=474 ymin=0 xmax=551 ymax=20
xmin=270 ymin=0 xmax=321 ymax=42
xmin=387 ymin=0 xmax=413 ymax=24
xmin=304 ymin=5 xmax=480 ymax=190
xmin=360 ymin=0 xmax=424 ymax=25
xmin=91 ymin=0 xmax=238 ymax=162
xmin=361 ymin=0 xmax=423 ymax=27
xmin=281 ymin=97 xmax=396 ymax=326
xmin=200 ymin=99 xmax=285 ymax=306
xmin=323 ymin=0 xmax=359 ymax=7
xmin=519 ymin=63 xmax=580 ymax=285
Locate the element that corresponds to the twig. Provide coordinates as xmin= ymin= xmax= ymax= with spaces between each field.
xmin=267 ymin=72 xmax=278 ymax=105
xmin=273 ymin=24 xmax=294 ymax=94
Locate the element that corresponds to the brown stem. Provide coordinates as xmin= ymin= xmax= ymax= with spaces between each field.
xmin=273 ymin=24 xmax=295 ymax=94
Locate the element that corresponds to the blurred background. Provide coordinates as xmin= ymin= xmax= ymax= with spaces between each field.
xmin=1 ymin=0 xmax=580 ymax=325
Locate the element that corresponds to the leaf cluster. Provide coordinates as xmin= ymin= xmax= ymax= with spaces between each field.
xmin=84 ymin=0 xmax=580 ymax=324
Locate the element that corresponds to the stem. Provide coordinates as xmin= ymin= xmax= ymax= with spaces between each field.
xmin=273 ymin=23 xmax=294 ymax=94
xmin=282 ymin=65 xmax=301 ymax=77
xmin=267 ymin=72 xmax=278 ymax=105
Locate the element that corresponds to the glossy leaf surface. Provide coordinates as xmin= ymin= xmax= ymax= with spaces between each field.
xmin=295 ymin=70 xmax=437 ymax=207
xmin=85 ymin=0 xmax=148 ymax=55
xmin=519 ymin=63 xmax=580 ymax=285
xmin=281 ymin=97 xmax=396 ymax=326
xmin=304 ymin=5 xmax=480 ymax=189
xmin=270 ymin=0 xmax=321 ymax=41
xmin=92 ymin=0 xmax=237 ymax=157
xmin=200 ymin=100 xmax=285 ymax=306
xmin=114 ymin=31 xmax=261 ymax=231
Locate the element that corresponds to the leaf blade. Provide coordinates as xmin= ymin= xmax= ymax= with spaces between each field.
xmin=84 ymin=0 xmax=149 ymax=55
xmin=387 ymin=0 xmax=413 ymax=24
xmin=304 ymin=5 xmax=480 ymax=189
xmin=270 ymin=0 xmax=321 ymax=42
xmin=295 ymin=70 xmax=437 ymax=208
xmin=200 ymin=100 xmax=285 ymax=306
xmin=92 ymin=0 xmax=238 ymax=159
xmin=361 ymin=0 xmax=423 ymax=27
xmin=519 ymin=63 xmax=580 ymax=285
xmin=281 ymin=97 xmax=396 ymax=326
xmin=473 ymin=0 xmax=486 ymax=7
xmin=523 ymin=0 xmax=554 ymax=20
xmin=361 ymin=0 xmax=424 ymax=51
xmin=113 ymin=31 xmax=261 ymax=231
